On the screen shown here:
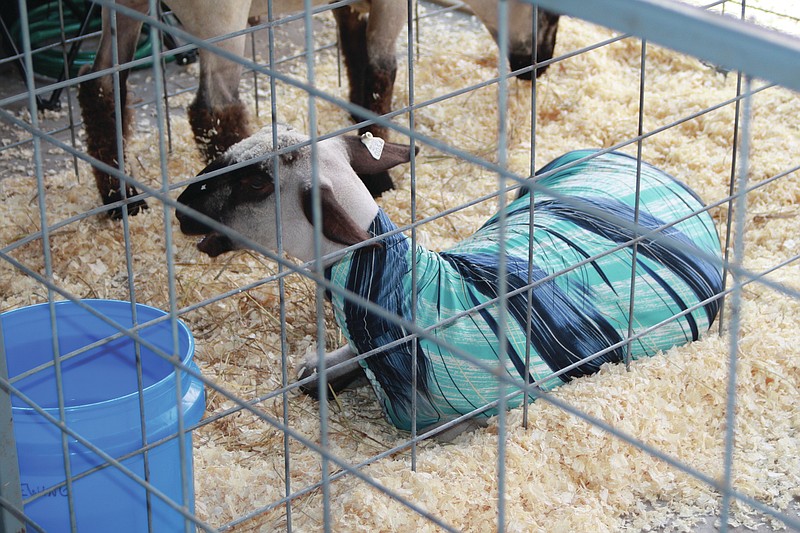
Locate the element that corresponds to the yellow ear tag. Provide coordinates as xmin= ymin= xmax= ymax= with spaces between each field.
xmin=360 ymin=132 xmax=385 ymax=160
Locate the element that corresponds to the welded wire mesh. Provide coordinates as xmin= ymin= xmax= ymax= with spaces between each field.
xmin=1 ymin=0 xmax=799 ymax=531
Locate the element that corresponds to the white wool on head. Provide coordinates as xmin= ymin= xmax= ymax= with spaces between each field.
xmin=224 ymin=123 xmax=310 ymax=166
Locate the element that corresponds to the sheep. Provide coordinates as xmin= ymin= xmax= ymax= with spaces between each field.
xmin=78 ymin=1 xmax=560 ymax=218
xmin=175 ymin=123 xmax=724 ymax=437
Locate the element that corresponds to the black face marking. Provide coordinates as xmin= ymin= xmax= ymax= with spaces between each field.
xmin=175 ymin=153 xmax=275 ymax=238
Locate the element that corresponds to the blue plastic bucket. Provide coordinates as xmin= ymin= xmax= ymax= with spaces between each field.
xmin=2 ymin=299 xmax=205 ymax=533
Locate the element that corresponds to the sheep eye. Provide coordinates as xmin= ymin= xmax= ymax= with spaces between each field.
xmin=243 ymin=176 xmax=269 ymax=191
xmin=238 ymin=173 xmax=274 ymax=199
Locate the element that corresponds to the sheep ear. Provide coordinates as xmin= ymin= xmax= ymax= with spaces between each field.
xmin=301 ymin=184 xmax=373 ymax=247
xmin=341 ymin=135 xmax=418 ymax=175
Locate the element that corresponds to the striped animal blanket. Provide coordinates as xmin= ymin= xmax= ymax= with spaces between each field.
xmin=326 ymin=150 xmax=723 ymax=431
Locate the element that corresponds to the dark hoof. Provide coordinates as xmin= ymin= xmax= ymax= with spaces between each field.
xmin=515 ymin=69 xmax=534 ymax=81
xmin=107 ymin=198 xmax=149 ymax=220
xmin=509 ymin=53 xmax=553 ymax=80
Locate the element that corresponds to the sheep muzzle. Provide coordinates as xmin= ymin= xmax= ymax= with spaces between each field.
xmin=196 ymin=231 xmax=235 ymax=257
xmin=175 ymin=206 xmax=235 ymax=257
xmin=175 ymin=205 xmax=211 ymax=235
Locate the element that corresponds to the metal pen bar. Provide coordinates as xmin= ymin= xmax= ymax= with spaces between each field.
xmin=720 ymin=73 xmax=753 ymax=533
xmin=298 ymin=2 xmax=332 ymax=531
xmin=526 ymin=0 xmax=800 ymax=92
xmin=262 ymin=0 xmax=295 ymax=528
xmin=625 ymin=38 xmax=647 ymax=370
xmin=522 ymin=1 xmax=542 ymax=431
xmin=105 ymin=2 xmax=156 ymax=531
xmin=15 ymin=1 xmax=79 ymax=530
xmin=0 ymin=324 xmax=24 ymax=533
xmin=54 ymin=0 xmax=83 ymax=179
xmin=408 ymin=0 xmax=420 ymax=472
xmin=494 ymin=2 xmax=511 ymax=530
xmin=144 ymin=1 xmax=194 ymax=530
xmin=718 ymin=2 xmax=748 ymax=333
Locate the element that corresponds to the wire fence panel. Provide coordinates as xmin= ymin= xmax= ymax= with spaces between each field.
xmin=1 ymin=0 xmax=799 ymax=531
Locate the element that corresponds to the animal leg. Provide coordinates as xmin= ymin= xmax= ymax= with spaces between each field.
xmin=510 ymin=9 xmax=560 ymax=80
xmin=78 ymin=1 xmax=149 ymax=218
xmin=333 ymin=6 xmax=369 ymax=122
xmin=329 ymin=5 xmax=396 ymax=199
xmin=346 ymin=0 xmax=408 ymax=196
xmin=299 ymin=346 xmax=487 ymax=441
xmin=175 ymin=4 xmax=252 ymax=163
xmin=335 ymin=1 xmax=407 ymax=140
xmin=297 ymin=344 xmax=366 ymax=400
xmin=362 ymin=0 xmax=406 ymax=132
xmin=187 ymin=83 xmax=251 ymax=163
xmin=536 ymin=10 xmax=561 ymax=77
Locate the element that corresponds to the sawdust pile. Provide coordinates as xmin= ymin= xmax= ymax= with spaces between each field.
xmin=1 ymin=2 xmax=799 ymax=532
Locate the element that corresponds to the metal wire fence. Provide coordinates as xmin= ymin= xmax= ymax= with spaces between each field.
xmin=1 ymin=0 xmax=799 ymax=531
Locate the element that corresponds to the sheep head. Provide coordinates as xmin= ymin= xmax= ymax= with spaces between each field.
xmin=176 ymin=123 xmax=415 ymax=264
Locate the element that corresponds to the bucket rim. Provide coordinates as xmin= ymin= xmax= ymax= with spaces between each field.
xmin=2 ymin=298 xmax=197 ymax=414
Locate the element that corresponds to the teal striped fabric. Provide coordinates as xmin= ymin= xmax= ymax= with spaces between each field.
xmin=326 ymin=150 xmax=723 ymax=431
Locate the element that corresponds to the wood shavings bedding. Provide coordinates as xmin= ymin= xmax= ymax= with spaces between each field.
xmin=1 ymin=2 xmax=799 ymax=532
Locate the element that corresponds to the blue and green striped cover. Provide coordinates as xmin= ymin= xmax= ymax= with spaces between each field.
xmin=326 ymin=150 xmax=723 ymax=431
